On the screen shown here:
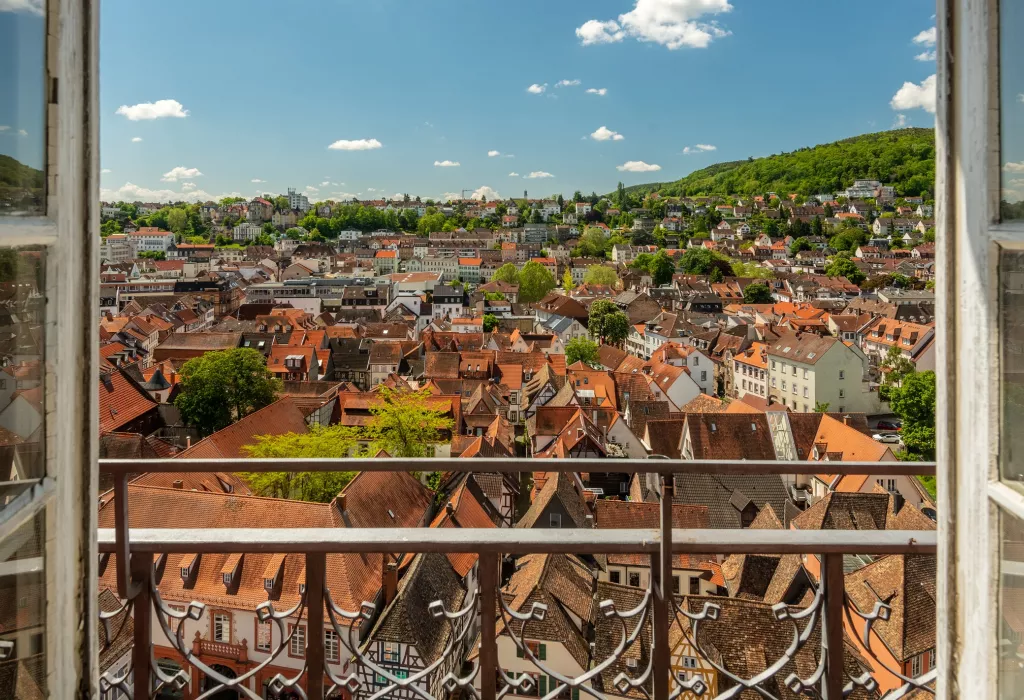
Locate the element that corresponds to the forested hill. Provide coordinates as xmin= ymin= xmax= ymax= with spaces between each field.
xmin=0 ymin=155 xmax=44 ymax=189
xmin=623 ymin=128 xmax=935 ymax=198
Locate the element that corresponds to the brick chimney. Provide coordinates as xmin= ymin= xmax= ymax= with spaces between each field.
xmin=383 ymin=561 xmax=398 ymax=605
xmin=338 ymin=493 xmax=347 ymax=512
xmin=172 ymin=480 xmax=183 ymax=489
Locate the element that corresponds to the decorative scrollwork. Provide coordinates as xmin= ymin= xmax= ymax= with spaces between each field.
xmin=98 ymin=597 xmax=136 ymax=699
xmin=497 ymin=582 xmax=653 ymax=699
xmin=843 ymin=599 xmax=936 ymax=699
xmin=324 ymin=578 xmax=479 ymax=699
xmin=669 ymin=580 xmax=827 ymax=700
xmin=150 ymin=569 xmax=308 ymax=700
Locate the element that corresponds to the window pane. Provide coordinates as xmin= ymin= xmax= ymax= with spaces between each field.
xmin=1000 ymin=249 xmax=1024 ymax=485
xmin=1003 ymin=0 xmax=1024 ymax=219
xmin=0 ymin=511 xmax=47 ymax=697
xmin=1000 ymin=508 xmax=1024 ymax=697
xmin=0 ymin=1 xmax=46 ymax=217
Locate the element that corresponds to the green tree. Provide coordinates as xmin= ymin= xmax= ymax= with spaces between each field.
xmin=517 ymin=261 xmax=556 ymax=303
xmin=709 ymin=266 xmax=724 ymax=283
xmin=824 ymin=256 xmax=866 ymax=285
xmin=138 ymin=250 xmax=167 ymax=261
xmin=165 ymin=207 xmax=188 ymax=234
xmin=630 ymin=253 xmax=654 ymax=271
xmin=285 ymin=227 xmax=306 ymax=240
xmin=578 ymin=227 xmax=611 ymax=258
xmin=362 ymin=388 xmax=455 ymax=458
xmin=649 ymin=250 xmax=675 ymax=286
xmin=491 ymin=263 xmax=520 ymax=285
xmin=583 ymin=265 xmax=619 ymax=287
xmin=814 ymin=402 xmax=831 ymax=413
xmin=879 ymin=344 xmax=917 ymax=402
xmin=565 ymin=337 xmax=601 ymax=368
xmin=789 ymin=236 xmax=812 ymax=257
xmin=100 ymin=219 xmax=122 ymax=236
xmin=588 ymin=300 xmax=630 ymax=346
xmin=482 ymin=314 xmax=499 ymax=332
xmin=241 ymin=425 xmax=363 ymax=502
xmin=678 ymin=248 xmax=732 ymax=277
xmin=562 ymin=269 xmax=576 ymax=291
xmin=889 ymin=370 xmax=936 ymax=460
xmin=742 ymin=282 xmax=774 ymax=304
xmin=175 ymin=348 xmax=282 ymax=435
xmin=601 ymin=311 xmax=631 ymax=347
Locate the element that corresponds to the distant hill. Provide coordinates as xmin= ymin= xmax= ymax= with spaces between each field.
xmin=0 ymin=154 xmax=44 ymax=190
xmin=621 ymin=128 xmax=935 ymax=198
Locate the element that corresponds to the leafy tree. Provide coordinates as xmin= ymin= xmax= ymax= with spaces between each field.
xmin=709 ymin=266 xmax=724 ymax=283
xmin=562 ymin=269 xmax=576 ymax=291
xmin=583 ymin=265 xmax=619 ymax=287
xmin=789 ymin=236 xmax=812 ymax=257
xmin=678 ymin=248 xmax=732 ymax=277
xmin=742 ymin=282 xmax=774 ymax=304
xmin=138 ymin=251 xmax=166 ymax=261
xmin=482 ymin=314 xmax=499 ymax=332
xmin=824 ymin=256 xmax=866 ymax=285
xmin=491 ymin=263 xmax=520 ymax=285
xmin=588 ymin=300 xmax=630 ymax=346
xmin=889 ymin=370 xmax=936 ymax=460
xmin=921 ymin=227 xmax=935 ymax=243
xmin=879 ymin=344 xmax=917 ymax=402
xmin=565 ymin=337 xmax=601 ymax=368
xmin=175 ymin=348 xmax=282 ymax=435
xmin=285 ymin=227 xmax=306 ymax=240
xmin=578 ymin=227 xmax=611 ymax=258
xmin=814 ymin=402 xmax=831 ymax=413
xmin=517 ymin=261 xmax=556 ymax=303
xmin=649 ymin=250 xmax=675 ymax=286
xmin=100 ymin=219 xmax=122 ymax=236
xmin=829 ymin=228 xmax=868 ymax=253
xmin=166 ymin=208 xmax=187 ymax=233
xmin=362 ymin=388 xmax=454 ymax=458
xmin=601 ymin=311 xmax=631 ymax=347
xmin=630 ymin=253 xmax=654 ymax=271
xmin=483 ymin=291 xmax=506 ymax=301
xmin=241 ymin=425 xmax=362 ymax=502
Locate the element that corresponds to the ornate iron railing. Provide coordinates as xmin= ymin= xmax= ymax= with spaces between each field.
xmin=96 ymin=457 xmax=938 ymax=700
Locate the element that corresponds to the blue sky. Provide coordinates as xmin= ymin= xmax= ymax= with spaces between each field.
xmin=7 ymin=0 xmax=938 ymax=203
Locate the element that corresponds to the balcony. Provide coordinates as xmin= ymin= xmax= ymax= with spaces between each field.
xmin=96 ymin=456 xmax=937 ymax=700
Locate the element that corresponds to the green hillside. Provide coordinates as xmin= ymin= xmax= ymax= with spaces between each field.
xmin=624 ymin=128 xmax=935 ymax=198
xmin=0 ymin=154 xmax=44 ymax=189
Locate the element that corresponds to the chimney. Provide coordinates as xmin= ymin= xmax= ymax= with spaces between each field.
xmin=172 ymin=480 xmax=183 ymax=489
xmin=842 ymin=415 xmax=850 ymax=425
xmin=383 ymin=561 xmax=398 ymax=605
xmin=338 ymin=493 xmax=347 ymax=512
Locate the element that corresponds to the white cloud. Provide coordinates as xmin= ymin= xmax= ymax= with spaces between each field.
xmin=915 ymin=50 xmax=936 ymax=62
xmin=160 ymin=166 xmax=202 ymax=182
xmin=1019 ymin=94 xmax=1024 ymax=104
xmin=913 ymin=27 xmax=937 ymax=46
xmin=181 ymin=182 xmax=197 ymax=192
xmin=131 ymin=137 xmax=143 ymax=143
xmin=892 ymin=113 xmax=909 ymax=128
xmin=525 ymin=171 xmax=554 ymax=179
xmin=17 ymin=129 xmax=27 ymax=137
xmin=527 ymin=83 xmax=547 ymax=94
xmin=556 ymin=79 xmax=581 ymax=87
xmin=115 ymin=99 xmax=189 ymax=121
xmin=327 ymin=138 xmax=383 ymax=151
xmin=682 ymin=143 xmax=716 ymax=154
xmin=367 ymin=188 xmax=377 ymax=192
xmin=434 ymin=160 xmax=461 ymax=167
xmin=578 ymin=0 xmax=733 ymax=50
xmin=617 ymin=160 xmax=662 ymax=172
xmin=890 ymin=74 xmax=937 ymax=113
xmin=576 ymin=19 xmax=626 ymax=45
xmin=100 ymin=181 xmax=239 ymax=204
xmin=0 ymin=126 xmax=8 ymax=132
xmin=101 ymin=168 xmax=111 ymax=174
xmin=586 ymin=88 xmax=608 ymax=96
xmin=471 ymin=186 xmax=501 ymax=200
xmin=488 ymin=150 xmax=501 ymax=157
xmin=591 ymin=126 xmax=625 ymax=141
xmin=1003 ymin=162 xmax=1024 ymax=173
xmin=0 ymin=0 xmax=44 ymax=16
xmin=509 ymin=172 xmax=520 ymax=177
xmin=306 ymin=185 xmax=319 ymax=191
xmin=251 ymin=178 xmax=264 ymax=183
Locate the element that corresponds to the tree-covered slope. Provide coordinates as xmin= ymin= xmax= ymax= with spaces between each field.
xmin=625 ymin=128 xmax=935 ymax=198
xmin=0 ymin=154 xmax=44 ymax=189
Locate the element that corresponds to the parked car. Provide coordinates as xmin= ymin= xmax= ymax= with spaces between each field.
xmin=873 ymin=433 xmax=902 ymax=444
xmin=876 ymin=420 xmax=902 ymax=431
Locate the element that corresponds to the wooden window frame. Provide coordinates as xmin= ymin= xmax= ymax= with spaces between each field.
xmin=254 ymin=618 xmax=272 ymax=653
xmin=209 ymin=609 xmax=232 ymax=643
xmin=288 ymin=623 xmax=306 ymax=659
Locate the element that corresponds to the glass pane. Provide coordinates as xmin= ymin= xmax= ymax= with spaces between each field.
xmin=1001 ymin=248 xmax=1024 ymax=485
xmin=0 ymin=246 xmax=46 ymax=503
xmin=0 ymin=511 xmax=46 ymax=698
xmin=0 ymin=1 xmax=46 ymax=217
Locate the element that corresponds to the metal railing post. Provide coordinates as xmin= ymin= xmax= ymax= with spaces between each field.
xmin=114 ymin=473 xmax=139 ymax=599
xmin=305 ymin=552 xmax=326 ymax=699
xmin=130 ymin=552 xmax=152 ymax=700
xmin=822 ymin=553 xmax=845 ymax=699
xmin=479 ymin=551 xmax=500 ymax=700
xmin=652 ymin=473 xmax=673 ymax=698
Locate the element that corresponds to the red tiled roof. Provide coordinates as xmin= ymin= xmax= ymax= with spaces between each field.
xmin=98 ymin=370 xmax=158 ymax=434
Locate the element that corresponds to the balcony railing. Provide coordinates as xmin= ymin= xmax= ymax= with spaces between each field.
xmin=97 ymin=457 xmax=938 ymax=700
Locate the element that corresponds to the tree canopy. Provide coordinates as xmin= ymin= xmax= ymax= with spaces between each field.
xmin=491 ymin=263 xmax=520 ymax=285
xmin=588 ymin=300 xmax=630 ymax=346
xmin=583 ymin=265 xmax=619 ymax=287
xmin=889 ymin=370 xmax=936 ymax=460
xmin=517 ymin=261 xmax=556 ymax=303
xmin=677 ymin=248 xmax=733 ymax=277
xmin=824 ymin=256 xmax=866 ymax=285
xmin=175 ymin=348 xmax=282 ymax=435
xmin=742 ymin=283 xmax=774 ymax=304
xmin=361 ymin=388 xmax=454 ymax=458
xmin=565 ymin=337 xmax=601 ymax=368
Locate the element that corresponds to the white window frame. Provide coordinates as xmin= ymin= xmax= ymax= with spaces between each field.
xmin=213 ymin=613 xmax=231 ymax=643
xmin=0 ymin=0 xmax=98 ymax=695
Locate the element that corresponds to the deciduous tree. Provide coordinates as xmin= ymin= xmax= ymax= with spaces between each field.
xmin=517 ymin=261 xmax=556 ymax=303
xmin=742 ymin=282 xmax=774 ymax=304
xmin=565 ymin=337 xmax=601 ymax=368
xmin=362 ymin=388 xmax=455 ymax=458
xmin=583 ymin=265 xmax=619 ymax=287
xmin=175 ymin=348 xmax=282 ymax=435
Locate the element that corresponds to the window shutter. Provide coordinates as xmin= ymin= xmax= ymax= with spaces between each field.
xmin=539 ymin=644 xmax=547 ymax=660
xmin=538 ymin=675 xmax=547 ymax=696
xmin=516 ymin=645 xmax=524 ymax=659
xmin=572 ymin=688 xmax=580 ymax=700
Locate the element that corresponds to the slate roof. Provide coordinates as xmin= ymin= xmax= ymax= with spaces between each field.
xmin=366 ymin=552 xmax=466 ymax=665
xmin=516 ymin=472 xmax=591 ymax=529
xmin=682 ymin=414 xmax=775 ymax=460
xmin=643 ymin=418 xmax=685 ymax=458
xmin=671 ymin=474 xmax=793 ymax=529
